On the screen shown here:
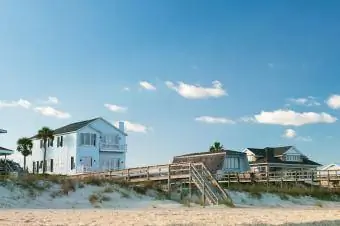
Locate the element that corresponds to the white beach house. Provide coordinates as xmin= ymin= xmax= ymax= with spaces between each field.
xmin=27 ymin=117 xmax=127 ymax=175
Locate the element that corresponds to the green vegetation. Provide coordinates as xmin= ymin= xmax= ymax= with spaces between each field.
xmin=36 ymin=127 xmax=54 ymax=174
xmin=226 ymin=183 xmax=340 ymax=201
xmin=16 ymin=137 xmax=33 ymax=172
xmin=209 ymin=141 xmax=224 ymax=153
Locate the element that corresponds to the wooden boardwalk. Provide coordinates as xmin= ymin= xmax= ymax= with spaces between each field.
xmin=71 ymin=163 xmax=340 ymax=188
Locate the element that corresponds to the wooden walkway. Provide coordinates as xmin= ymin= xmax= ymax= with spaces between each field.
xmin=71 ymin=163 xmax=340 ymax=188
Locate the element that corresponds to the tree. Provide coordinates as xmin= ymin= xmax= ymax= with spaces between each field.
xmin=16 ymin=137 xmax=33 ymax=172
xmin=209 ymin=142 xmax=224 ymax=153
xmin=37 ymin=127 xmax=54 ymax=174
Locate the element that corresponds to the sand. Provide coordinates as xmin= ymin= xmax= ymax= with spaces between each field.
xmin=0 ymin=207 xmax=339 ymax=226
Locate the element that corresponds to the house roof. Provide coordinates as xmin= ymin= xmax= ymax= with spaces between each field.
xmin=30 ymin=117 xmax=126 ymax=139
xmin=0 ymin=129 xmax=7 ymax=133
xmin=176 ymin=149 xmax=245 ymax=158
xmin=173 ymin=151 xmax=226 ymax=174
xmin=253 ymin=156 xmax=321 ymax=166
xmin=320 ymin=163 xmax=340 ymax=170
xmin=0 ymin=146 xmax=14 ymax=155
xmin=246 ymin=146 xmax=292 ymax=157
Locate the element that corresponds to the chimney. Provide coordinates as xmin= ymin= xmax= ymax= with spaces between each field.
xmin=118 ymin=121 xmax=125 ymax=132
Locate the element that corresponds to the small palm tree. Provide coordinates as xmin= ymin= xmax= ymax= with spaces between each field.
xmin=16 ymin=137 xmax=33 ymax=172
xmin=37 ymin=127 xmax=54 ymax=174
xmin=209 ymin=142 xmax=224 ymax=153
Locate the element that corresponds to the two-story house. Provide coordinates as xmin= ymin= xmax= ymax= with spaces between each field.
xmin=243 ymin=146 xmax=321 ymax=173
xmin=27 ymin=117 xmax=127 ymax=175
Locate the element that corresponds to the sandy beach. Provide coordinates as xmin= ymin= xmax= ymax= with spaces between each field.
xmin=0 ymin=207 xmax=339 ymax=226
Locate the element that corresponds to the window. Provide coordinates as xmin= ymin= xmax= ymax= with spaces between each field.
xmin=40 ymin=140 xmax=43 ymax=148
xmin=57 ymin=136 xmax=64 ymax=147
xmin=102 ymin=135 xmax=118 ymax=144
xmin=60 ymin=136 xmax=63 ymax=147
xmin=71 ymin=157 xmax=75 ymax=170
xmin=226 ymin=157 xmax=240 ymax=169
xmin=33 ymin=162 xmax=36 ymax=174
xmin=50 ymin=159 xmax=54 ymax=172
xmin=40 ymin=161 xmax=43 ymax=169
xmin=285 ymin=155 xmax=300 ymax=161
xmin=48 ymin=138 xmax=53 ymax=147
xmin=80 ymin=133 xmax=96 ymax=146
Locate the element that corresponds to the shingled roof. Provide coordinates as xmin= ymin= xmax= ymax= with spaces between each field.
xmin=30 ymin=117 xmax=126 ymax=139
xmin=247 ymin=146 xmax=321 ymax=166
xmin=173 ymin=150 xmax=245 ymax=174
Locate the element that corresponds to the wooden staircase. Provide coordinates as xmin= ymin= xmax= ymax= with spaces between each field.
xmin=189 ymin=163 xmax=232 ymax=205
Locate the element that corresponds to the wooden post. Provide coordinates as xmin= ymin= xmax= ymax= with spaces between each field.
xmin=295 ymin=171 xmax=298 ymax=185
xmin=227 ymin=172 xmax=230 ymax=187
xmin=147 ymin=166 xmax=150 ymax=180
xmin=168 ymin=164 xmax=171 ymax=198
xmin=327 ymin=170 xmax=330 ymax=189
xmin=189 ymin=163 xmax=192 ymax=201
xmin=202 ymin=183 xmax=206 ymax=207
xmin=127 ymin=168 xmax=130 ymax=181
xmin=280 ymin=171 xmax=283 ymax=189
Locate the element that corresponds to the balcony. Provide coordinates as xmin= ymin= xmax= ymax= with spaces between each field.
xmin=100 ymin=143 xmax=127 ymax=152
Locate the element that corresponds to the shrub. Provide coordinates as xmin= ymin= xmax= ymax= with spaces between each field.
xmin=89 ymin=194 xmax=99 ymax=204
xmin=60 ymin=179 xmax=76 ymax=195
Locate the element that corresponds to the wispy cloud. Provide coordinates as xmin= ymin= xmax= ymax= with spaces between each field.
xmin=195 ymin=116 xmax=235 ymax=124
xmin=287 ymin=96 xmax=320 ymax=107
xmin=45 ymin=96 xmax=59 ymax=104
xmin=34 ymin=106 xmax=71 ymax=119
xmin=114 ymin=120 xmax=150 ymax=133
xmin=243 ymin=109 xmax=337 ymax=126
xmin=123 ymin=87 xmax=130 ymax=92
xmin=0 ymin=99 xmax=31 ymax=109
xmin=104 ymin=104 xmax=127 ymax=113
xmin=165 ymin=80 xmax=227 ymax=99
xmin=139 ymin=81 xmax=156 ymax=91
xmin=326 ymin=94 xmax=340 ymax=109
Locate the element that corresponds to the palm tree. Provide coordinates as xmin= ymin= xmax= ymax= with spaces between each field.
xmin=37 ymin=127 xmax=54 ymax=174
xmin=16 ymin=137 xmax=33 ymax=172
xmin=209 ymin=142 xmax=224 ymax=153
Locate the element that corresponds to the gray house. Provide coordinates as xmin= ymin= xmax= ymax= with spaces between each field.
xmin=173 ymin=149 xmax=250 ymax=175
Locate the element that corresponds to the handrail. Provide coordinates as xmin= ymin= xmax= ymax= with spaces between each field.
xmin=190 ymin=163 xmax=219 ymax=204
xmin=199 ymin=163 xmax=230 ymax=201
xmin=190 ymin=167 xmax=217 ymax=204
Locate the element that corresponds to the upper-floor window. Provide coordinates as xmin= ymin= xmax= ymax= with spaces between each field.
xmin=225 ymin=157 xmax=240 ymax=169
xmin=80 ymin=133 xmax=96 ymax=146
xmin=102 ymin=134 xmax=120 ymax=144
xmin=57 ymin=136 xmax=64 ymax=147
xmin=285 ymin=155 xmax=300 ymax=161
xmin=247 ymin=155 xmax=255 ymax=162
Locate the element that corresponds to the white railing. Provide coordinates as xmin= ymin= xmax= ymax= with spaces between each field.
xmin=100 ymin=143 xmax=127 ymax=151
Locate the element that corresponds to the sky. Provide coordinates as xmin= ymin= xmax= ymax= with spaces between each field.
xmin=1 ymin=0 xmax=340 ymax=167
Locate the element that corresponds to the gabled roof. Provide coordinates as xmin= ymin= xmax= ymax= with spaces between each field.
xmin=30 ymin=117 xmax=126 ymax=139
xmin=320 ymin=163 xmax=340 ymax=170
xmin=246 ymin=146 xmax=292 ymax=156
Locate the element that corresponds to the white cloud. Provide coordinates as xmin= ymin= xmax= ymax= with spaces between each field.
xmin=326 ymin=94 xmax=340 ymax=109
xmin=0 ymin=99 xmax=31 ymax=109
xmin=246 ymin=109 xmax=337 ymax=126
xmin=123 ymin=87 xmax=130 ymax=91
xmin=287 ymin=96 xmax=320 ymax=107
xmin=165 ymin=80 xmax=227 ymax=99
xmin=139 ymin=81 xmax=156 ymax=91
xmin=104 ymin=104 xmax=127 ymax=113
xmin=282 ymin=129 xmax=296 ymax=139
xmin=46 ymin=96 xmax=59 ymax=104
xmin=114 ymin=120 xmax=150 ymax=133
xmin=195 ymin=116 xmax=236 ymax=124
xmin=282 ymin=129 xmax=312 ymax=142
xmin=34 ymin=106 xmax=71 ymax=119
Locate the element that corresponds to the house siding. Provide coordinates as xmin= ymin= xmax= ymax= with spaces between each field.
xmin=27 ymin=118 xmax=127 ymax=175
xmin=27 ymin=132 xmax=77 ymax=175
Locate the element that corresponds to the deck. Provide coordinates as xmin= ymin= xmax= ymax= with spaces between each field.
xmin=70 ymin=163 xmax=340 ymax=188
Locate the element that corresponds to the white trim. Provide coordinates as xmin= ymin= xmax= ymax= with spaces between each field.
xmin=88 ymin=118 xmax=127 ymax=136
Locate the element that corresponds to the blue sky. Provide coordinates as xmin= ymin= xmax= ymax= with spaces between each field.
xmin=1 ymin=0 xmax=340 ymax=167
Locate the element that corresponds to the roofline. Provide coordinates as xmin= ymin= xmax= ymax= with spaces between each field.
xmin=30 ymin=117 xmax=128 ymax=139
xmin=174 ymin=152 xmax=226 ymax=158
xmin=88 ymin=117 xmax=127 ymax=136
xmin=0 ymin=129 xmax=7 ymax=133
